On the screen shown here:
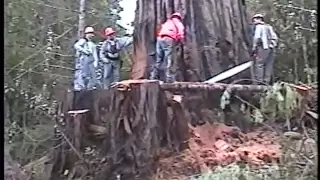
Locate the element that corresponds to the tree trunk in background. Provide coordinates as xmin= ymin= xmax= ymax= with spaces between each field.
xmin=131 ymin=0 xmax=251 ymax=82
xmin=78 ymin=0 xmax=86 ymax=38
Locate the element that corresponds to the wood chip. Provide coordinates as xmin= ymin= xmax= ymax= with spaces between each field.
xmin=68 ymin=109 xmax=89 ymax=114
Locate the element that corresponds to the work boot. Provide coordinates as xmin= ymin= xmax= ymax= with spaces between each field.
xmin=149 ymin=71 xmax=159 ymax=80
xmin=165 ymin=78 xmax=176 ymax=83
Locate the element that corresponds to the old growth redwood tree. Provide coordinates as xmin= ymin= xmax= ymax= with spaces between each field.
xmin=130 ymin=0 xmax=252 ymax=82
xmin=48 ymin=1 xmax=255 ymax=179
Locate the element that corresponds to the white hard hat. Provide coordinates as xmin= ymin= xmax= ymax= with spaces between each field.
xmin=252 ymin=13 xmax=264 ymax=19
xmin=84 ymin=26 xmax=95 ymax=34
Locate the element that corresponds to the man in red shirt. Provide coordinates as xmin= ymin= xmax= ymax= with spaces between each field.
xmin=150 ymin=12 xmax=185 ymax=83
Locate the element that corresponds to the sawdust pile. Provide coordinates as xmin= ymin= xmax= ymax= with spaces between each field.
xmin=154 ymin=123 xmax=281 ymax=180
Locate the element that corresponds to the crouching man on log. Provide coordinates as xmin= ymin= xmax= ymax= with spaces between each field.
xmin=150 ymin=12 xmax=185 ymax=83
xmin=99 ymin=27 xmax=133 ymax=89
xmin=251 ymin=14 xmax=278 ymax=85
xmin=73 ymin=26 xmax=99 ymax=91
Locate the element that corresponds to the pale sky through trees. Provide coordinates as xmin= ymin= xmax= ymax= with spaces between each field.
xmin=118 ymin=0 xmax=137 ymax=34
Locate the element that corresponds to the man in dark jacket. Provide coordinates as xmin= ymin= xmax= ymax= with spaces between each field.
xmin=99 ymin=27 xmax=133 ymax=89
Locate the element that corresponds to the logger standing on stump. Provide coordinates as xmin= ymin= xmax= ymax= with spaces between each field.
xmin=251 ymin=14 xmax=278 ymax=85
xmin=150 ymin=12 xmax=185 ymax=83
xmin=99 ymin=27 xmax=133 ymax=89
xmin=73 ymin=26 xmax=99 ymax=91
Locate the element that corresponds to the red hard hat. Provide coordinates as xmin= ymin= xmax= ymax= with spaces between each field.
xmin=104 ymin=27 xmax=116 ymax=36
xmin=171 ymin=12 xmax=182 ymax=19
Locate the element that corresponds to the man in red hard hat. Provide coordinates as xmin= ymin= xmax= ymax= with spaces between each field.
xmin=150 ymin=12 xmax=185 ymax=83
xmin=99 ymin=27 xmax=133 ymax=89
xmin=73 ymin=26 xmax=99 ymax=90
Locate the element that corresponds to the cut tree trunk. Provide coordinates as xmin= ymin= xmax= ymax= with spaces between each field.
xmin=131 ymin=0 xmax=251 ymax=82
xmin=50 ymin=80 xmax=190 ymax=180
xmin=131 ymin=0 xmax=253 ymax=128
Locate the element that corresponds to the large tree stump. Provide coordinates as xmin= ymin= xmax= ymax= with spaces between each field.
xmin=50 ymin=80 xmax=190 ymax=180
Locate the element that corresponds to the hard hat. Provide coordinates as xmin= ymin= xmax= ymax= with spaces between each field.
xmin=84 ymin=26 xmax=95 ymax=34
xmin=171 ymin=12 xmax=182 ymax=19
xmin=252 ymin=13 xmax=264 ymax=19
xmin=104 ymin=27 xmax=116 ymax=36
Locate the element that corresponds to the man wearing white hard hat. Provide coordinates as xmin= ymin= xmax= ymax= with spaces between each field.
xmin=73 ymin=26 xmax=99 ymax=90
xmin=251 ymin=13 xmax=278 ymax=84
xmin=99 ymin=27 xmax=133 ymax=89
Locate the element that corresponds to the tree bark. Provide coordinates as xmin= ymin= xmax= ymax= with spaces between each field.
xmin=131 ymin=0 xmax=251 ymax=82
xmin=130 ymin=0 xmax=253 ymax=129
xmin=50 ymin=80 xmax=190 ymax=180
xmin=78 ymin=0 xmax=86 ymax=38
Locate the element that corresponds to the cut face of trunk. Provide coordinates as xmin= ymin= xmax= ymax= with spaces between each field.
xmin=131 ymin=0 xmax=252 ymax=82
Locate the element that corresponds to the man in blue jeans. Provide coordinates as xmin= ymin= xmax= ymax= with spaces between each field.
xmin=251 ymin=14 xmax=278 ymax=84
xmin=150 ymin=12 xmax=185 ymax=83
xmin=73 ymin=26 xmax=99 ymax=91
xmin=99 ymin=28 xmax=133 ymax=89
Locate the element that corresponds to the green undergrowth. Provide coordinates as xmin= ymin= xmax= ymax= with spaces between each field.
xmin=191 ymin=162 xmax=317 ymax=180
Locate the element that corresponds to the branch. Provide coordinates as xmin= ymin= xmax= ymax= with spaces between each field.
xmin=275 ymin=3 xmax=317 ymax=14
xmin=8 ymin=27 xmax=74 ymax=74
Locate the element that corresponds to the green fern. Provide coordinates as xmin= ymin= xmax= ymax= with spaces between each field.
xmin=260 ymin=82 xmax=302 ymax=121
xmin=252 ymin=109 xmax=264 ymax=123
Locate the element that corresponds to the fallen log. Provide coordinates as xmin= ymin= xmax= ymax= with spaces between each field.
xmin=5 ymin=146 xmax=29 ymax=180
xmin=160 ymin=82 xmax=269 ymax=92
xmin=24 ymin=155 xmax=53 ymax=180
xmin=112 ymin=80 xmax=269 ymax=92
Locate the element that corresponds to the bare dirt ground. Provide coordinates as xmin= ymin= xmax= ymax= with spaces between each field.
xmin=153 ymin=123 xmax=281 ymax=180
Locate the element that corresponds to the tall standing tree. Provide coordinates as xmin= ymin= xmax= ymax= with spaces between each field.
xmin=130 ymin=0 xmax=251 ymax=82
xmin=78 ymin=0 xmax=86 ymax=38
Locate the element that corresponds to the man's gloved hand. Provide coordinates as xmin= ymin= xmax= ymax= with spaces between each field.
xmin=251 ymin=48 xmax=257 ymax=57
xmin=102 ymin=58 xmax=110 ymax=64
xmin=124 ymin=30 xmax=133 ymax=37
xmin=124 ymin=33 xmax=132 ymax=37
xmin=93 ymin=59 xmax=99 ymax=68
xmin=83 ymin=50 xmax=91 ymax=55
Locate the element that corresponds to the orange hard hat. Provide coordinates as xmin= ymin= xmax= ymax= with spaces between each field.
xmin=171 ymin=12 xmax=182 ymax=19
xmin=104 ymin=27 xmax=116 ymax=36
